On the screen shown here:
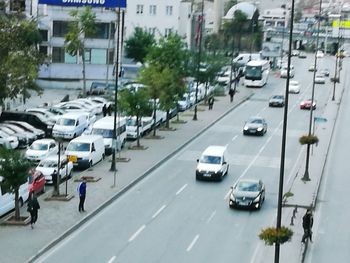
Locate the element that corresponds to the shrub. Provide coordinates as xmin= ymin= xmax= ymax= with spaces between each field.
xmin=259 ymin=226 xmax=293 ymax=246
xmin=299 ymin=135 xmax=319 ymax=145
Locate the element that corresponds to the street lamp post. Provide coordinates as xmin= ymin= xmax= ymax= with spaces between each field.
xmin=274 ymin=0 xmax=295 ymax=262
xmin=302 ymin=0 xmax=323 ymax=182
xmin=332 ymin=16 xmax=341 ymax=101
xmin=110 ymin=6 xmax=121 ymax=172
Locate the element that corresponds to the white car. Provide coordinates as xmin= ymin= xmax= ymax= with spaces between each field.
xmin=316 ymin=50 xmax=324 ymax=58
xmin=280 ymin=64 xmax=295 ymax=78
xmin=87 ymin=97 xmax=111 ymax=109
xmin=75 ymin=98 xmax=103 ymax=115
xmin=35 ymin=155 xmax=73 ymax=184
xmin=0 ymin=131 xmax=19 ymax=149
xmin=25 ymin=108 xmax=60 ymax=122
xmin=315 ymin=74 xmax=326 ymax=84
xmin=177 ymin=93 xmax=191 ymax=111
xmin=289 ymin=80 xmax=300 ymax=94
xmin=55 ymin=101 xmax=97 ymax=115
xmin=25 ymin=139 xmax=58 ymax=162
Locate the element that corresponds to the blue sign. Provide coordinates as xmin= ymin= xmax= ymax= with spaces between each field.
xmin=38 ymin=0 xmax=126 ymax=8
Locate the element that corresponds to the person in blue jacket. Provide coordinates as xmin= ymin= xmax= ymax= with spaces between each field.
xmin=78 ymin=179 xmax=87 ymax=212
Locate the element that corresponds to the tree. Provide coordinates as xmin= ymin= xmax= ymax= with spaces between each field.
xmin=0 ymin=147 xmax=31 ymax=220
xmin=119 ymin=89 xmax=152 ymax=147
xmin=222 ymin=10 xmax=248 ymax=52
xmin=0 ymin=15 xmax=45 ymax=105
xmin=140 ymin=33 xmax=188 ymax=133
xmin=124 ymin=27 xmax=156 ymax=64
xmin=65 ymin=6 xmax=97 ymax=97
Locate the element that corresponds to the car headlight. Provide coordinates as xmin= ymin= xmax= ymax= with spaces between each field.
xmin=257 ymin=127 xmax=263 ymax=131
xmin=243 ymin=126 xmax=248 ymax=131
xmin=230 ymin=193 xmax=235 ymax=201
xmin=253 ymin=195 xmax=261 ymax=203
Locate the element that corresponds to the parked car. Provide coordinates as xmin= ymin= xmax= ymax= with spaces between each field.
xmin=25 ymin=108 xmax=59 ymax=122
xmin=177 ymin=93 xmax=192 ymax=111
xmin=35 ymin=155 xmax=73 ymax=184
xmin=289 ymin=80 xmax=301 ymax=94
xmin=52 ymin=112 xmax=89 ymax=139
xmin=0 ymin=130 xmax=19 ymax=149
xmin=75 ymin=99 xmax=103 ymax=115
xmin=320 ymin=69 xmax=330 ymax=77
xmin=87 ymin=97 xmax=111 ymax=110
xmin=0 ymin=125 xmax=28 ymax=148
xmin=316 ymin=50 xmax=324 ymax=58
xmin=229 ymin=178 xmax=265 ymax=210
xmin=291 ymin=50 xmax=300 ymax=56
xmin=0 ymin=123 xmax=36 ymax=144
xmin=300 ymin=99 xmax=316 ymax=110
xmin=4 ymin=121 xmax=45 ymax=139
xmin=243 ymin=117 xmax=267 ymax=136
xmin=268 ymin=95 xmax=285 ymax=107
xmin=314 ymin=74 xmax=326 ymax=84
xmin=25 ymin=139 xmax=58 ymax=163
xmin=308 ymin=65 xmax=317 ymax=72
xmin=298 ymin=52 xmax=307 ymax=58
xmin=28 ymin=170 xmax=46 ymax=194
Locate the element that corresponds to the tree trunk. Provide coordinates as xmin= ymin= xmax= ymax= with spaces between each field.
xmin=136 ymin=115 xmax=140 ymax=147
xmin=152 ymin=100 xmax=157 ymax=136
xmin=166 ymin=110 xmax=170 ymax=129
xmin=14 ymin=189 xmax=20 ymax=220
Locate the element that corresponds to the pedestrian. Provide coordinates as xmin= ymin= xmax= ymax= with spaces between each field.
xmin=235 ymin=75 xmax=241 ymax=86
xmin=208 ymin=96 xmax=214 ymax=110
xmin=78 ymin=179 xmax=87 ymax=212
xmin=107 ymin=104 xmax=112 ymax=116
xmin=302 ymin=209 xmax=314 ymax=243
xmin=102 ymin=104 xmax=107 ymax=117
xmin=27 ymin=192 xmax=40 ymax=229
xmin=229 ymin=88 xmax=234 ymax=102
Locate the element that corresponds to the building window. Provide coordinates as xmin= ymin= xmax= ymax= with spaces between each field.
xmin=53 ymin=21 xmax=69 ymax=37
xmin=91 ymin=49 xmax=107 ymax=64
xmin=107 ymin=49 xmax=114 ymax=64
xmin=166 ymin=5 xmax=173 ymax=16
xmin=149 ymin=5 xmax=156 ymax=15
xmin=39 ymin=46 xmax=48 ymax=56
xmin=86 ymin=23 xmax=115 ymax=39
xmin=39 ymin=30 xmax=48 ymax=42
xmin=148 ymin=27 xmax=156 ymax=36
xmin=136 ymin=5 xmax=143 ymax=14
xmin=52 ymin=47 xmax=77 ymax=63
xmin=10 ymin=0 xmax=25 ymax=12
xmin=165 ymin=28 xmax=172 ymax=37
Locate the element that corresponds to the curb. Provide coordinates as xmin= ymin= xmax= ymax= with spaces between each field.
xmin=27 ymin=93 xmax=253 ymax=263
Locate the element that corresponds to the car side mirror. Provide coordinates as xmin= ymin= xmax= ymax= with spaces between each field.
xmin=196 ymin=159 xmax=199 ymax=163
xmin=223 ymin=161 xmax=227 ymax=165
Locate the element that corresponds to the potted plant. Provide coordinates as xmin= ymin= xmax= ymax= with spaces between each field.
xmin=259 ymin=226 xmax=294 ymax=246
xmin=299 ymin=134 xmax=319 ymax=145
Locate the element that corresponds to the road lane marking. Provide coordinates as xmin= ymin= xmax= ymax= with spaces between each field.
xmin=186 ymin=234 xmax=200 ymax=252
xmin=206 ymin=210 xmax=216 ymax=223
xmin=128 ymin=225 xmax=146 ymax=242
xmin=107 ymin=256 xmax=116 ymax=263
xmin=176 ymin=184 xmax=187 ymax=195
xmin=224 ymin=188 xmax=232 ymax=200
xmin=152 ymin=205 xmax=166 ymax=219
xmin=231 ymin=135 xmax=238 ymax=141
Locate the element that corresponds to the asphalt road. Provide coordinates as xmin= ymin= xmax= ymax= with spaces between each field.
xmin=33 ymin=54 xmax=335 ymax=263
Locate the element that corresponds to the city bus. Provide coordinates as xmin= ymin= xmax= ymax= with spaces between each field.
xmin=244 ymin=60 xmax=270 ymax=88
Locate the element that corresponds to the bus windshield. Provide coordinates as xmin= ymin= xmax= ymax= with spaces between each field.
xmin=245 ymin=66 xmax=262 ymax=80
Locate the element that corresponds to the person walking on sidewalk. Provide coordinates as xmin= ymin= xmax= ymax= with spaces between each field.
xmin=208 ymin=96 xmax=214 ymax=110
xmin=302 ymin=209 xmax=314 ymax=243
xmin=27 ymin=193 xmax=40 ymax=229
xmin=229 ymin=88 xmax=235 ymax=102
xmin=78 ymin=179 xmax=87 ymax=212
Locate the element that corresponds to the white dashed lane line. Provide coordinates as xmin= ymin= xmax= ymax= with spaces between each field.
xmin=107 ymin=255 xmax=116 ymax=263
xmin=152 ymin=205 xmax=167 ymax=219
xmin=176 ymin=184 xmax=187 ymax=195
xmin=186 ymin=234 xmax=200 ymax=252
xmin=128 ymin=225 xmax=146 ymax=242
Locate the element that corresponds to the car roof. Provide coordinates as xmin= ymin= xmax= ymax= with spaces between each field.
xmin=32 ymin=139 xmax=55 ymax=144
xmin=289 ymin=80 xmax=299 ymax=85
xmin=69 ymin=135 xmax=103 ymax=143
xmin=59 ymin=112 xmax=89 ymax=118
xmin=40 ymin=155 xmax=67 ymax=162
xmin=236 ymin=178 xmax=261 ymax=185
xmin=202 ymin=145 xmax=226 ymax=156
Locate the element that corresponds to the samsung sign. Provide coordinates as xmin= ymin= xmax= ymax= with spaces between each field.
xmin=38 ymin=0 xmax=126 ymax=8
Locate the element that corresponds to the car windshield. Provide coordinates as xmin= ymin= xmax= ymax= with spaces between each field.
xmin=272 ymin=95 xmax=283 ymax=99
xmin=245 ymin=65 xmax=262 ymax=80
xmin=30 ymin=143 xmax=48 ymax=151
xmin=126 ymin=118 xmax=137 ymax=126
xmin=200 ymin=155 xmax=221 ymax=164
xmin=66 ymin=142 xmax=90 ymax=152
xmin=92 ymin=128 xmax=113 ymax=138
xmin=249 ymin=118 xmax=263 ymax=124
xmin=57 ymin=118 xmax=75 ymax=126
xmin=38 ymin=160 xmax=57 ymax=168
xmin=237 ymin=181 xmax=260 ymax=192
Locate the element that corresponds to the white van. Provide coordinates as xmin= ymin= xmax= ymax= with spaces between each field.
xmin=126 ymin=116 xmax=153 ymax=139
xmin=90 ymin=116 xmax=126 ymax=154
xmin=233 ymin=53 xmax=262 ymax=67
xmin=0 ymin=176 xmax=29 ymax=217
xmin=65 ymin=135 xmax=104 ymax=169
xmin=52 ymin=112 xmax=89 ymax=139
xmin=196 ymin=145 xmax=229 ymax=181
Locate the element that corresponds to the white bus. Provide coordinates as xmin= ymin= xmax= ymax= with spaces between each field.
xmin=244 ymin=60 xmax=270 ymax=88
xmin=90 ymin=116 xmax=126 ymax=154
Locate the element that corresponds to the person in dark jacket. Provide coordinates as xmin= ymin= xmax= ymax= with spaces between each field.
xmin=208 ymin=96 xmax=214 ymax=110
xmin=27 ymin=193 xmax=40 ymax=229
xmin=229 ymin=88 xmax=235 ymax=102
xmin=78 ymin=179 xmax=87 ymax=212
xmin=302 ymin=209 xmax=314 ymax=243
xmin=102 ymin=104 xmax=107 ymax=117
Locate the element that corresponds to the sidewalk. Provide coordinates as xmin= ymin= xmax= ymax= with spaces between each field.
xmin=0 ymin=88 xmax=253 ymax=263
